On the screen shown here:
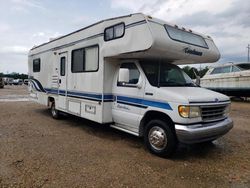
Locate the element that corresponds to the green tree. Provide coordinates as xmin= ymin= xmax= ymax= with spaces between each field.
xmin=182 ymin=66 xmax=209 ymax=79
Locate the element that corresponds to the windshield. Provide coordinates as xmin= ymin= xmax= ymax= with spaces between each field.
xmin=140 ymin=60 xmax=195 ymax=87
xmin=237 ymin=64 xmax=250 ymax=71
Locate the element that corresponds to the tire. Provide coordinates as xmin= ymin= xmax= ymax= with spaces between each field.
xmin=144 ymin=119 xmax=177 ymax=157
xmin=51 ymin=102 xmax=60 ymax=119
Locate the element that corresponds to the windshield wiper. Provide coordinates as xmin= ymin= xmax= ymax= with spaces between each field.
xmin=159 ymin=81 xmax=197 ymax=87
xmin=184 ymin=83 xmax=197 ymax=87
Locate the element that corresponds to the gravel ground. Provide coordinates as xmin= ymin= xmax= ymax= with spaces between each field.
xmin=0 ymin=85 xmax=249 ymax=187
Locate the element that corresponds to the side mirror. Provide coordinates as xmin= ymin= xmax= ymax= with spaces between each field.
xmin=118 ymin=68 xmax=129 ymax=83
xmin=136 ymin=77 xmax=143 ymax=89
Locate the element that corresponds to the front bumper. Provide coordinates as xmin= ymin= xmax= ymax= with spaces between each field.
xmin=175 ymin=118 xmax=233 ymax=144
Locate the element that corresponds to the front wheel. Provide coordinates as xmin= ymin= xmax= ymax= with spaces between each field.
xmin=144 ymin=119 xmax=177 ymax=157
xmin=51 ymin=102 xmax=60 ymax=119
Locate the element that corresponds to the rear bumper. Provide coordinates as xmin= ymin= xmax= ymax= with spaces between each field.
xmin=175 ymin=118 xmax=233 ymax=144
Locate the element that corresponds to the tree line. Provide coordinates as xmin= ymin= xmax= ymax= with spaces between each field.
xmin=0 ymin=66 xmax=209 ymax=80
xmin=0 ymin=72 xmax=28 ymax=80
xmin=181 ymin=66 xmax=209 ymax=79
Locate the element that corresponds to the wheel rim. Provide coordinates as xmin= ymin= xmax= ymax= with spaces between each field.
xmin=148 ymin=126 xmax=167 ymax=151
xmin=51 ymin=104 xmax=57 ymax=117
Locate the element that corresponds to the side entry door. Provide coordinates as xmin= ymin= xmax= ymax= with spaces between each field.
xmin=58 ymin=52 xmax=68 ymax=110
xmin=112 ymin=62 xmax=144 ymax=133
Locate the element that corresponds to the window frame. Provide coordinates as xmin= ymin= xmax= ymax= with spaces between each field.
xmin=71 ymin=44 xmax=99 ymax=73
xmin=104 ymin=22 xmax=125 ymax=42
xmin=164 ymin=24 xmax=209 ymax=49
xmin=117 ymin=62 xmax=140 ymax=88
xmin=33 ymin=58 xmax=41 ymax=72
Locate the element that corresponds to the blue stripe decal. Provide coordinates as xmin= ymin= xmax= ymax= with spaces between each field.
xmin=30 ymin=79 xmax=172 ymax=110
xmin=125 ymin=20 xmax=147 ymax=29
xmin=104 ymin=94 xmax=113 ymax=100
xmin=117 ymin=96 xmax=172 ymax=110
xmin=45 ymin=88 xmax=58 ymax=94
xmin=67 ymin=91 xmax=102 ymax=100
xmin=30 ymin=80 xmax=42 ymax=92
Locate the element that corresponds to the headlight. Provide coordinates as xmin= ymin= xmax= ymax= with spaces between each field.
xmin=178 ymin=106 xmax=201 ymax=118
xmin=224 ymin=104 xmax=231 ymax=116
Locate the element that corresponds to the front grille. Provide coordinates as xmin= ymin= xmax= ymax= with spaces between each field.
xmin=201 ymin=105 xmax=227 ymax=122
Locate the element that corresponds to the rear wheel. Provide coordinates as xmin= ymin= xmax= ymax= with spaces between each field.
xmin=144 ymin=119 xmax=177 ymax=157
xmin=51 ymin=102 xmax=60 ymax=119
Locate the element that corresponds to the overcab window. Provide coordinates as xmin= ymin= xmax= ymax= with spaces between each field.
xmin=104 ymin=23 xmax=125 ymax=41
xmin=165 ymin=25 xmax=208 ymax=48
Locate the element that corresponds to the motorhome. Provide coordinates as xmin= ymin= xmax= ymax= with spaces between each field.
xmin=200 ymin=62 xmax=250 ymax=97
xmin=28 ymin=13 xmax=233 ymax=157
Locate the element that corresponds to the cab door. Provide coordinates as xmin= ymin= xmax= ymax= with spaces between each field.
xmin=58 ymin=52 xmax=68 ymax=110
xmin=112 ymin=62 xmax=145 ymax=133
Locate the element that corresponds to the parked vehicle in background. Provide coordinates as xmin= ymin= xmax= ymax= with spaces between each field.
xmin=28 ymin=13 xmax=233 ymax=157
xmin=13 ymin=79 xmax=23 ymax=85
xmin=200 ymin=62 xmax=250 ymax=97
xmin=24 ymin=79 xmax=29 ymax=85
xmin=3 ymin=77 xmax=14 ymax=85
xmin=0 ymin=77 xmax=4 ymax=88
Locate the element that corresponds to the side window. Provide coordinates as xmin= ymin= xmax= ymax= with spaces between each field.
xmin=71 ymin=46 xmax=98 ymax=73
xmin=211 ymin=67 xmax=221 ymax=74
xmin=72 ymin=48 xmax=85 ymax=72
xmin=33 ymin=59 xmax=40 ymax=72
xmin=104 ymin=23 xmax=125 ymax=41
xmin=85 ymin=47 xmax=98 ymax=71
xmin=60 ymin=57 xmax=66 ymax=76
xmin=232 ymin=66 xmax=241 ymax=72
xmin=211 ymin=66 xmax=231 ymax=74
xmin=221 ymin=66 xmax=231 ymax=73
xmin=117 ymin=63 xmax=140 ymax=87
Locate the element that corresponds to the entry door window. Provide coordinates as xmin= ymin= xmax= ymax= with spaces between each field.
xmin=60 ymin=57 xmax=66 ymax=76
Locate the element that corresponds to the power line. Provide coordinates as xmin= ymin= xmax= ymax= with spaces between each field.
xmin=247 ymin=44 xmax=250 ymax=62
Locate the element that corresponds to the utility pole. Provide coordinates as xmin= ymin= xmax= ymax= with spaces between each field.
xmin=247 ymin=44 xmax=250 ymax=62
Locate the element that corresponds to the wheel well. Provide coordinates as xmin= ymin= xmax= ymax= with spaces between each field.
xmin=139 ymin=111 xmax=174 ymax=137
xmin=48 ymin=97 xmax=55 ymax=107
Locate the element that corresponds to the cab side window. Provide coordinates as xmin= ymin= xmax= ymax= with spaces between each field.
xmin=117 ymin=63 xmax=140 ymax=87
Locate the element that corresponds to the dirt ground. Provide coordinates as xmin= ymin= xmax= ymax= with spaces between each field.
xmin=0 ymin=85 xmax=249 ymax=188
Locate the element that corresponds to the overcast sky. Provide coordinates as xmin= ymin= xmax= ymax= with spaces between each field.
xmin=0 ymin=0 xmax=249 ymax=73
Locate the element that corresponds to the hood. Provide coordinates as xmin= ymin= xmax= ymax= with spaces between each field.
xmin=160 ymin=87 xmax=229 ymax=104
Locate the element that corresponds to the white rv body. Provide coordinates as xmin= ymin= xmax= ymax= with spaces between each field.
xmin=28 ymin=13 xmax=233 ymax=156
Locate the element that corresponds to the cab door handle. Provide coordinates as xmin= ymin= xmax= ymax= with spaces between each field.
xmin=145 ymin=92 xmax=153 ymax=96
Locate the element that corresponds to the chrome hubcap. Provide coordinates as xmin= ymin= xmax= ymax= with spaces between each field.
xmin=52 ymin=105 xmax=57 ymax=116
xmin=148 ymin=126 xmax=167 ymax=150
